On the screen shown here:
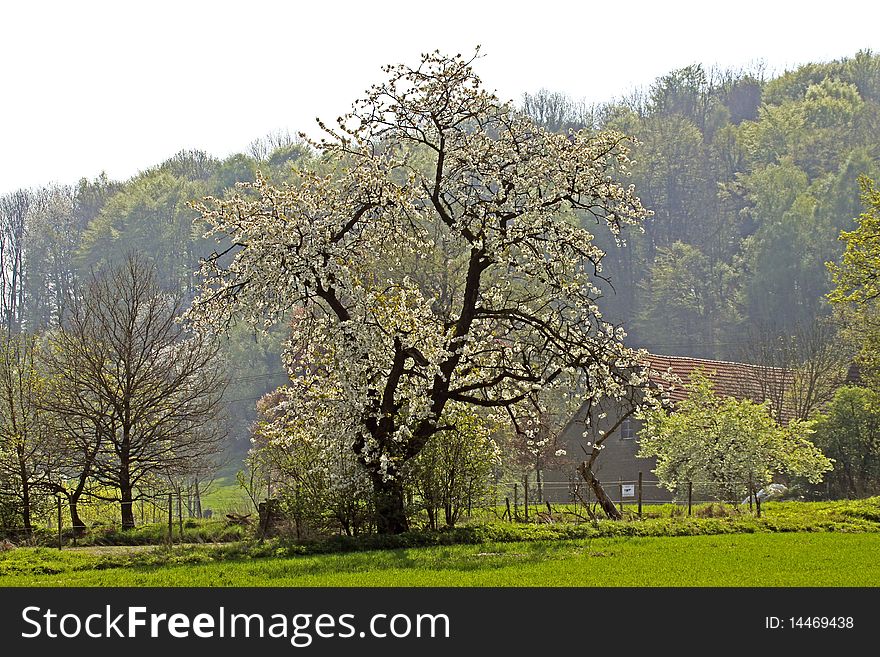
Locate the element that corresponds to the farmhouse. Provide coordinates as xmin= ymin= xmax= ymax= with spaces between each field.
xmin=542 ymin=354 xmax=803 ymax=504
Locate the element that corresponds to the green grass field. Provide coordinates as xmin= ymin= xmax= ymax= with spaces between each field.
xmin=199 ymin=473 xmax=254 ymax=516
xmin=2 ymin=532 xmax=879 ymax=587
xmin=4 ymin=498 xmax=880 ymax=587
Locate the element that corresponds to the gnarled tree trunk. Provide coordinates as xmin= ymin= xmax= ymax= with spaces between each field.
xmin=577 ymin=461 xmax=622 ymax=521
xmin=370 ymin=473 xmax=409 ymax=534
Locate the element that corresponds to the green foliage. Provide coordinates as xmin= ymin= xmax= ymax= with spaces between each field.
xmin=829 ymin=177 xmax=880 ymax=381
xmin=0 ymin=333 xmax=56 ymax=532
xmin=638 ymin=371 xmax=832 ymax=500
xmin=68 ymin=519 xmax=246 ymax=546
xmin=812 ymin=386 xmax=880 ymax=498
xmin=405 ymin=408 xmax=499 ymax=529
xmin=76 ymin=169 xmax=207 ymax=292
xmin=763 ymin=50 xmax=880 ymax=106
xmin=246 ymin=396 xmax=374 ymax=538
xmin=584 ymin=50 xmax=880 ymax=353
xmin=219 ymin=321 xmax=288 ymax=453
xmin=635 ymin=242 xmax=739 ymax=357
xmin=829 ymin=177 xmax=880 ymax=306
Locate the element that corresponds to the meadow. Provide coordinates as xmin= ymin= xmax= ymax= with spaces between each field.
xmin=2 ymin=498 xmax=879 ymax=587
xmin=1 ymin=533 xmax=877 ymax=587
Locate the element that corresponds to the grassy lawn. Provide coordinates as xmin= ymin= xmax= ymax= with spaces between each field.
xmin=199 ymin=473 xmax=254 ymax=516
xmin=2 ymin=532 xmax=879 ymax=587
xmin=3 ymin=498 xmax=880 ymax=587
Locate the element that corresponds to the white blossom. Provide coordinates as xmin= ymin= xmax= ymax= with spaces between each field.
xmin=187 ymin=51 xmax=662 ymax=516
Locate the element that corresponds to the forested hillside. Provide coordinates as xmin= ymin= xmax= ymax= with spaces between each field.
xmin=2 ymin=50 xmax=879 ymax=458
xmin=521 ymin=50 xmax=880 ymax=360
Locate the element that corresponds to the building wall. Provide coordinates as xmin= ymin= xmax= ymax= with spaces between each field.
xmin=543 ymin=403 xmax=674 ymax=504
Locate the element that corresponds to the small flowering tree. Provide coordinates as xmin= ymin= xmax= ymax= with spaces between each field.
xmin=189 ymin=50 xmax=659 ymax=533
xmin=247 ymin=389 xmax=373 ymax=537
xmin=406 ymin=405 xmax=499 ymax=529
xmin=638 ymin=371 xmax=832 ymax=503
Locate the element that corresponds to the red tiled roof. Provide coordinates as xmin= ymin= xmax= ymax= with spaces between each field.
xmin=645 ymin=354 xmax=795 ymax=423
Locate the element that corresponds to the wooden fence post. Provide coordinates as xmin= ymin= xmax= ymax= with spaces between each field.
xmin=167 ymin=493 xmax=173 ymax=546
xmin=177 ymin=490 xmax=184 ymax=538
xmin=513 ymin=484 xmax=519 ymax=522
xmin=638 ymin=472 xmax=643 ymax=518
xmin=687 ymin=481 xmax=693 ymax=517
xmin=57 ymin=496 xmax=62 ymax=550
xmin=524 ymin=479 xmax=529 ymax=521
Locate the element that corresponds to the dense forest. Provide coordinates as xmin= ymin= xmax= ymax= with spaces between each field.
xmin=522 ymin=50 xmax=880 ymax=360
xmin=2 ymin=49 xmax=879 ymax=462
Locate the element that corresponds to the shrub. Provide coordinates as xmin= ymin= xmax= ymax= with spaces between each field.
xmin=405 ymin=408 xmax=500 ymax=530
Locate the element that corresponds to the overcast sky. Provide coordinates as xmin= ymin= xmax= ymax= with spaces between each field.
xmin=1 ymin=0 xmax=878 ymax=196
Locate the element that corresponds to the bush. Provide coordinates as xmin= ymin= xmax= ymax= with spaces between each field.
xmin=812 ymin=387 xmax=880 ymax=499
xmin=405 ymin=408 xmax=499 ymax=529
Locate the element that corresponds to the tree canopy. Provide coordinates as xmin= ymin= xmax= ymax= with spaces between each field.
xmin=812 ymin=386 xmax=880 ymax=498
xmin=638 ymin=371 xmax=831 ymax=501
xmin=188 ymin=50 xmax=660 ymax=533
xmin=829 ymin=177 xmax=880 ymax=382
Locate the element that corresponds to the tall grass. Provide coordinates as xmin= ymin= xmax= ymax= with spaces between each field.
xmin=2 ymin=533 xmax=879 ymax=587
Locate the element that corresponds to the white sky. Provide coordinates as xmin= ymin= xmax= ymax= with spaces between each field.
xmin=1 ymin=0 xmax=878 ymax=197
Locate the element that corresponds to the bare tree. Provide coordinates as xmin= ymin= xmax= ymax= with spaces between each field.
xmin=49 ymin=254 xmax=227 ymax=528
xmin=739 ymin=318 xmax=852 ymax=421
xmin=247 ymin=129 xmax=300 ymax=162
xmin=0 ymin=190 xmax=32 ymax=334
xmin=521 ymin=89 xmax=598 ymax=134
xmin=40 ymin=338 xmax=115 ymax=533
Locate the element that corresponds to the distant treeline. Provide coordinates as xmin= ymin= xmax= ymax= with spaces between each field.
xmin=523 ymin=50 xmax=880 ymax=359
xmin=2 ymin=51 xmax=879 ymax=451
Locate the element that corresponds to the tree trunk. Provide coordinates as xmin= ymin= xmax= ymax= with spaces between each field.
xmin=577 ymin=461 xmax=622 ymax=520
xmin=372 ymin=474 xmax=409 ymax=534
xmin=66 ymin=464 xmax=91 ymax=536
xmin=120 ymin=487 xmax=135 ymax=529
xmin=194 ymin=478 xmax=202 ymax=518
xmin=445 ymin=502 xmax=456 ymax=528
xmin=536 ymin=455 xmax=543 ymax=503
xmin=69 ymin=496 xmax=85 ymax=536
xmin=21 ymin=480 xmax=33 ymax=535
xmin=119 ymin=434 xmax=135 ymax=529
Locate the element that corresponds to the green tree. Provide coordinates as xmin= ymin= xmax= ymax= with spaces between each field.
xmin=406 ymin=406 xmax=499 ymax=529
xmin=638 ymin=371 xmax=831 ymax=502
xmin=740 ymin=159 xmax=831 ymax=330
xmin=0 ymin=333 xmax=57 ymax=534
xmin=76 ymin=169 xmax=207 ymax=294
xmin=828 ymin=177 xmax=880 ymax=382
xmin=635 ymin=242 xmax=739 ymax=356
xmin=812 ymin=386 xmax=880 ymax=498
